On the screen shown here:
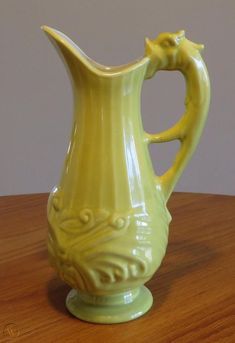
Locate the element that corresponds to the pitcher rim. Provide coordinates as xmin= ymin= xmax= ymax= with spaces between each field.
xmin=42 ymin=25 xmax=149 ymax=77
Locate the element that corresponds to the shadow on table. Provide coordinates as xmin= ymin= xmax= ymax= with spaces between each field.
xmin=47 ymin=277 xmax=71 ymax=316
xmin=147 ymin=237 xmax=217 ymax=310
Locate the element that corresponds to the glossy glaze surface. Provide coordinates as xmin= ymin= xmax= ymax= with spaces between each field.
xmin=42 ymin=26 xmax=210 ymax=323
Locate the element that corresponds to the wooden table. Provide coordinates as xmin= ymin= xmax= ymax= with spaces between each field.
xmin=0 ymin=193 xmax=234 ymax=342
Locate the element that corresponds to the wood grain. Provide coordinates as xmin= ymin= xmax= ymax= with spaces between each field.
xmin=0 ymin=193 xmax=234 ymax=342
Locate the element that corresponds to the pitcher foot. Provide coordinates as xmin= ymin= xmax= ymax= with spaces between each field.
xmin=66 ymin=286 xmax=153 ymax=324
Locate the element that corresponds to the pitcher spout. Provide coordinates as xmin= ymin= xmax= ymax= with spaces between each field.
xmin=41 ymin=25 xmax=96 ymax=86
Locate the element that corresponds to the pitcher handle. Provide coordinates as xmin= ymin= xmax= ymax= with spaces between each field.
xmin=144 ymin=30 xmax=210 ymax=202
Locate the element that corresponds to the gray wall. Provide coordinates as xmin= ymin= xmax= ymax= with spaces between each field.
xmin=1 ymin=0 xmax=234 ymax=195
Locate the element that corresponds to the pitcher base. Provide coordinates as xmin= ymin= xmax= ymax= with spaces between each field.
xmin=66 ymin=286 xmax=153 ymax=324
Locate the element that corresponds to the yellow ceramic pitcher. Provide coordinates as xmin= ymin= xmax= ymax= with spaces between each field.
xmin=42 ymin=26 xmax=210 ymax=323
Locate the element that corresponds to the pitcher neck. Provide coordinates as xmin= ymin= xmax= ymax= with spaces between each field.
xmin=74 ymin=66 xmax=147 ymax=124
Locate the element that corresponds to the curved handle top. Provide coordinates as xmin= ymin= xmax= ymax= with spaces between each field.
xmin=144 ymin=30 xmax=210 ymax=202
